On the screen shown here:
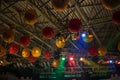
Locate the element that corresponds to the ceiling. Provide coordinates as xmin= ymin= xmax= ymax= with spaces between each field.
xmin=0 ymin=0 xmax=120 ymax=77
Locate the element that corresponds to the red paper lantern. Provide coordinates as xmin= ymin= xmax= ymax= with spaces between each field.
xmin=112 ymin=10 xmax=120 ymax=25
xmin=68 ymin=18 xmax=82 ymax=33
xmin=19 ymin=36 xmax=30 ymax=47
xmin=43 ymin=50 xmax=52 ymax=59
xmin=88 ymin=46 xmax=98 ymax=57
xmin=9 ymin=43 xmax=19 ymax=54
xmin=42 ymin=26 xmax=55 ymax=39
xmin=29 ymin=55 xmax=37 ymax=63
xmin=51 ymin=0 xmax=69 ymax=11
xmin=102 ymin=0 xmax=120 ymax=10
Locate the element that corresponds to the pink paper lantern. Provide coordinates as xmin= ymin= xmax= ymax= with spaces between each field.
xmin=112 ymin=10 xmax=120 ymax=25
xmin=68 ymin=18 xmax=82 ymax=33
xmin=88 ymin=46 xmax=98 ymax=57
xmin=9 ymin=43 xmax=19 ymax=54
xmin=19 ymin=36 xmax=30 ymax=47
xmin=42 ymin=26 xmax=55 ymax=39
xmin=43 ymin=50 xmax=52 ymax=59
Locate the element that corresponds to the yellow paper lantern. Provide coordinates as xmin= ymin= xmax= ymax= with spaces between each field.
xmin=22 ymin=48 xmax=30 ymax=58
xmin=52 ymin=60 xmax=59 ymax=68
xmin=0 ymin=45 xmax=6 ymax=57
xmin=98 ymin=45 xmax=107 ymax=56
xmin=118 ymin=42 xmax=120 ymax=51
xmin=51 ymin=0 xmax=69 ymax=11
xmin=56 ymin=36 xmax=65 ymax=48
xmin=32 ymin=46 xmax=41 ymax=58
xmin=24 ymin=9 xmax=38 ymax=25
xmin=2 ymin=29 xmax=15 ymax=43
xmin=102 ymin=0 xmax=120 ymax=10
xmin=83 ymin=34 xmax=94 ymax=43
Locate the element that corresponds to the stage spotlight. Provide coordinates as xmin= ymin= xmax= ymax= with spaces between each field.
xmin=109 ymin=60 xmax=113 ymax=64
xmin=61 ymin=56 xmax=66 ymax=61
xmin=69 ymin=56 xmax=74 ymax=61
xmin=80 ymin=57 xmax=84 ymax=61
xmin=81 ymin=33 xmax=86 ymax=38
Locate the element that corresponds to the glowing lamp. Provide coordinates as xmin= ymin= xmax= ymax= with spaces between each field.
xmin=69 ymin=56 xmax=74 ymax=61
xmin=42 ymin=26 xmax=55 ymax=39
xmin=112 ymin=11 xmax=120 ymax=25
xmin=24 ymin=9 xmax=38 ymax=25
xmin=22 ymin=48 xmax=30 ymax=58
xmin=51 ymin=0 xmax=69 ymax=11
xmin=56 ymin=36 xmax=65 ymax=48
xmin=118 ymin=42 xmax=120 ymax=51
xmin=32 ymin=46 xmax=41 ymax=58
xmin=80 ymin=57 xmax=83 ymax=61
xmin=52 ymin=60 xmax=59 ymax=68
xmin=9 ymin=43 xmax=19 ymax=54
xmin=2 ymin=29 xmax=15 ymax=43
xmin=98 ymin=45 xmax=107 ymax=56
xmin=88 ymin=46 xmax=98 ymax=57
xmin=68 ymin=18 xmax=82 ymax=33
xmin=102 ymin=0 xmax=120 ymax=10
xmin=19 ymin=36 xmax=30 ymax=47
xmin=109 ymin=60 xmax=113 ymax=64
xmin=81 ymin=33 xmax=86 ymax=38
xmin=29 ymin=55 xmax=37 ymax=63
xmin=0 ymin=45 xmax=6 ymax=57
xmin=43 ymin=50 xmax=52 ymax=59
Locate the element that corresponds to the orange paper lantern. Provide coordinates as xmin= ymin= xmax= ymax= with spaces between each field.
xmin=22 ymin=48 xmax=30 ymax=58
xmin=98 ymin=45 xmax=107 ymax=56
xmin=0 ymin=45 xmax=6 ymax=57
xmin=51 ymin=0 xmax=69 ymax=11
xmin=2 ymin=29 xmax=15 ymax=43
xmin=32 ymin=46 xmax=41 ymax=58
xmin=52 ymin=60 xmax=59 ymax=68
xmin=56 ymin=36 xmax=65 ymax=48
xmin=24 ymin=9 xmax=38 ymax=25
xmin=102 ymin=0 xmax=120 ymax=10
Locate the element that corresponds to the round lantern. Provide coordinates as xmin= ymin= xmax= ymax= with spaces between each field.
xmin=51 ymin=0 xmax=69 ymax=11
xmin=19 ymin=36 xmax=30 ymax=47
xmin=83 ymin=34 xmax=94 ymax=43
xmin=88 ymin=46 xmax=98 ymax=57
xmin=22 ymin=48 xmax=30 ymax=58
xmin=112 ymin=10 xmax=120 ymax=25
xmin=102 ymin=0 xmax=120 ymax=10
xmin=29 ymin=55 xmax=37 ymax=63
xmin=68 ymin=18 xmax=82 ymax=33
xmin=32 ymin=46 xmax=41 ymax=58
xmin=44 ymin=50 xmax=52 ymax=59
xmin=56 ymin=36 xmax=65 ymax=48
xmin=2 ymin=28 xmax=15 ymax=43
xmin=9 ymin=43 xmax=19 ymax=54
xmin=0 ymin=45 xmax=6 ymax=57
xmin=24 ymin=9 xmax=38 ymax=25
xmin=52 ymin=60 xmax=59 ymax=68
xmin=118 ymin=42 xmax=120 ymax=51
xmin=98 ymin=45 xmax=107 ymax=56
xmin=42 ymin=26 xmax=55 ymax=39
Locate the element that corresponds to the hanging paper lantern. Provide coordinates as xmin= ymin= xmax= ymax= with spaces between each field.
xmin=52 ymin=60 xmax=59 ymax=68
xmin=112 ymin=10 xmax=120 ymax=25
xmin=22 ymin=48 xmax=30 ymax=58
xmin=2 ymin=28 xmax=15 ymax=43
xmin=0 ymin=45 xmax=6 ymax=57
xmin=24 ymin=9 xmax=38 ymax=25
xmin=98 ymin=45 xmax=107 ymax=56
xmin=44 ymin=50 xmax=52 ymax=59
xmin=102 ymin=0 xmax=120 ymax=10
xmin=118 ymin=42 xmax=120 ymax=51
xmin=9 ymin=43 xmax=19 ymax=54
xmin=42 ymin=26 xmax=55 ymax=39
xmin=83 ymin=34 xmax=94 ymax=43
xmin=56 ymin=36 xmax=65 ymax=48
xmin=29 ymin=55 xmax=37 ymax=63
xmin=68 ymin=18 xmax=82 ymax=33
xmin=19 ymin=36 xmax=30 ymax=47
xmin=51 ymin=0 xmax=69 ymax=11
xmin=88 ymin=46 xmax=98 ymax=57
xmin=32 ymin=46 xmax=41 ymax=58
